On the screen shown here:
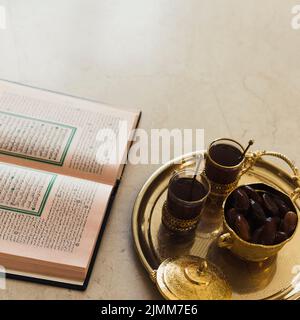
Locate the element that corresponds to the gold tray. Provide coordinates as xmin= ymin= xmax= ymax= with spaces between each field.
xmin=132 ymin=151 xmax=300 ymax=300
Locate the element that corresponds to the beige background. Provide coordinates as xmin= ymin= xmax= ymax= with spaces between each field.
xmin=0 ymin=0 xmax=300 ymax=299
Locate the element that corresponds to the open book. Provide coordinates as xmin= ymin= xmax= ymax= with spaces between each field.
xmin=0 ymin=80 xmax=140 ymax=289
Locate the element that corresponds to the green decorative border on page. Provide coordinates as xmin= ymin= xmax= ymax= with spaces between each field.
xmin=0 ymin=171 xmax=57 ymax=217
xmin=0 ymin=111 xmax=77 ymax=166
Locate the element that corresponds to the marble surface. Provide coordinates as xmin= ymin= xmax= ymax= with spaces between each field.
xmin=0 ymin=0 xmax=300 ymax=299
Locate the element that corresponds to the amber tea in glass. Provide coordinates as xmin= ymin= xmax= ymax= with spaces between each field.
xmin=205 ymin=138 xmax=245 ymax=185
xmin=162 ymin=169 xmax=210 ymax=233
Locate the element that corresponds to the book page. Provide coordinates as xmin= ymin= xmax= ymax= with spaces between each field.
xmin=0 ymin=80 xmax=140 ymax=185
xmin=0 ymin=162 xmax=112 ymax=278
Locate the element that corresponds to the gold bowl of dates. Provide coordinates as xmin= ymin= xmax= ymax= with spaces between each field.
xmin=218 ymin=183 xmax=298 ymax=262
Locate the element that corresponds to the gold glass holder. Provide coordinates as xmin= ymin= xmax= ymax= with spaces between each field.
xmin=161 ymin=202 xmax=200 ymax=233
xmin=203 ymin=171 xmax=239 ymax=197
xmin=204 ymin=150 xmax=300 ymax=199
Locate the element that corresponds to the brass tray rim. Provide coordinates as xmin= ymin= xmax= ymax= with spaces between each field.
xmin=132 ymin=150 xmax=300 ymax=300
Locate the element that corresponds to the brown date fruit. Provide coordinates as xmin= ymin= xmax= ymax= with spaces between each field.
xmin=226 ymin=208 xmax=239 ymax=227
xmin=250 ymin=199 xmax=266 ymax=226
xmin=273 ymin=196 xmax=290 ymax=218
xmin=232 ymin=188 xmax=250 ymax=211
xmin=234 ymin=214 xmax=251 ymax=242
xmin=260 ymin=217 xmax=277 ymax=245
xmin=242 ymin=185 xmax=263 ymax=205
xmin=252 ymin=226 xmax=264 ymax=244
xmin=274 ymin=231 xmax=288 ymax=244
xmin=279 ymin=219 xmax=285 ymax=232
xmin=272 ymin=216 xmax=281 ymax=227
xmin=283 ymin=211 xmax=298 ymax=236
xmin=262 ymin=193 xmax=279 ymax=217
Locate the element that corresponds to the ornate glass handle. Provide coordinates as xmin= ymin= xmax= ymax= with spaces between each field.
xmin=240 ymin=151 xmax=300 ymax=201
xmin=218 ymin=232 xmax=233 ymax=249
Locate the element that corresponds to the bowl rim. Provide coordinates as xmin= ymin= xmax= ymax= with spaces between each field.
xmin=222 ymin=182 xmax=299 ymax=249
